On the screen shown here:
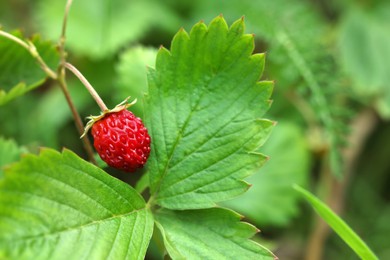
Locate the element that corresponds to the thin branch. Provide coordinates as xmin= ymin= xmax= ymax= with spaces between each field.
xmin=53 ymin=0 xmax=96 ymax=164
xmin=0 ymin=30 xmax=29 ymax=49
xmin=61 ymin=0 xmax=74 ymax=43
xmin=58 ymin=0 xmax=73 ymax=67
xmin=54 ymin=0 xmax=96 ymax=164
xmin=57 ymin=76 xmax=97 ymax=164
xmin=1 ymin=7 xmax=97 ymax=164
xmin=304 ymin=109 xmax=378 ymax=260
xmin=0 ymin=30 xmax=57 ymax=79
xmin=64 ymin=62 xmax=108 ymax=111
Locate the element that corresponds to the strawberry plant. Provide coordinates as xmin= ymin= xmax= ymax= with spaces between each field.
xmin=0 ymin=0 xmax=386 ymax=259
xmin=0 ymin=2 xmax=276 ymax=258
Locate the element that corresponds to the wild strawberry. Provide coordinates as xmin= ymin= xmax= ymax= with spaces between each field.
xmin=80 ymin=97 xmax=151 ymax=172
xmin=90 ymin=109 xmax=151 ymax=172
xmin=65 ymin=62 xmax=150 ymax=172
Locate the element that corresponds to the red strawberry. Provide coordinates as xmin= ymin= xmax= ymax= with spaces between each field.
xmin=91 ymin=109 xmax=151 ymax=172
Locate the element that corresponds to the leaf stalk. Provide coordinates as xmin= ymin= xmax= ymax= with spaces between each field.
xmin=0 ymin=30 xmax=57 ymax=79
xmin=64 ymin=62 xmax=108 ymax=112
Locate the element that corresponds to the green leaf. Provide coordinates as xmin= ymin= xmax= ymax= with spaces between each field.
xmin=0 ymin=31 xmax=59 ymax=105
xmin=294 ymin=185 xmax=378 ymax=260
xmin=145 ymin=16 xmax=274 ymax=209
xmin=116 ymin=46 xmax=157 ymax=116
xmin=36 ymin=0 xmax=181 ymax=59
xmin=22 ymin=85 xmax=88 ymax=148
xmin=338 ymin=5 xmax=390 ymax=118
xmin=223 ymin=122 xmax=310 ymax=226
xmin=191 ymin=0 xmax=347 ymax=177
xmin=0 ymin=137 xmax=27 ymax=178
xmin=0 ymin=148 xmax=153 ymax=260
xmin=155 ymin=208 xmax=276 ymax=259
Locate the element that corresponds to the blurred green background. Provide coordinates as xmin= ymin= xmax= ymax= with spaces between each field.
xmin=1 ymin=0 xmax=390 ymax=259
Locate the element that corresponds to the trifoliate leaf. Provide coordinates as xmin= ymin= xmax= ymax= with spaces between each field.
xmin=155 ymin=208 xmax=276 ymax=259
xmin=0 ymin=31 xmax=59 ymax=105
xmin=0 ymin=149 xmax=153 ymax=260
xmin=0 ymin=137 xmax=27 ymax=178
xmin=145 ymin=16 xmax=273 ymax=210
xmin=223 ymin=122 xmax=310 ymax=226
xmin=36 ymin=0 xmax=181 ymax=59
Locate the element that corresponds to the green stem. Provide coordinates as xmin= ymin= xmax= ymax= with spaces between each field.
xmin=58 ymin=0 xmax=73 ymax=68
xmin=146 ymin=196 xmax=155 ymax=210
xmin=60 ymin=0 xmax=73 ymax=45
xmin=0 ymin=30 xmax=57 ymax=79
xmin=64 ymin=62 xmax=108 ymax=111
xmin=304 ymin=109 xmax=378 ymax=260
xmin=53 ymin=0 xmax=96 ymax=164
xmin=57 ymin=76 xmax=97 ymax=164
xmin=59 ymin=0 xmax=107 ymax=113
xmin=0 ymin=2 xmax=98 ymax=165
xmin=0 ymin=30 xmax=29 ymax=49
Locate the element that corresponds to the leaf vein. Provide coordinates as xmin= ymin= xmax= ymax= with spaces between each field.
xmin=1 ymin=207 xmax=146 ymax=244
xmin=28 ymin=170 xmax=114 ymax=215
xmin=159 ymin=128 xmax=260 ymax=200
xmin=1 ymin=189 xmax=94 ymax=221
xmin=104 ymin=217 xmax=122 ymax=260
xmin=168 ymin=79 xmax=258 ymax=172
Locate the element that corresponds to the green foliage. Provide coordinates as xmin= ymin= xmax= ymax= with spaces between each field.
xmin=0 ymin=31 xmax=59 ymax=105
xmin=341 ymin=180 xmax=390 ymax=259
xmin=294 ymin=185 xmax=378 ymax=260
xmin=145 ymin=16 xmax=274 ymax=210
xmin=0 ymin=77 xmax=90 ymax=149
xmin=35 ymin=0 xmax=181 ymax=59
xmin=0 ymin=137 xmax=27 ymax=178
xmin=0 ymin=149 xmax=153 ymax=259
xmin=1 ymin=0 xmax=389 ymax=259
xmin=326 ymin=124 xmax=390 ymax=259
xmin=155 ymin=208 xmax=275 ymax=259
xmin=116 ymin=46 xmax=157 ymax=116
xmin=338 ymin=3 xmax=390 ymax=118
xmin=224 ymin=122 xmax=309 ymax=226
xmin=0 ymin=15 xmax=276 ymax=259
xmin=190 ymin=0 xmax=349 ymax=177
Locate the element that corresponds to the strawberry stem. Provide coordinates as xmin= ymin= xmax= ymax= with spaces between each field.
xmin=59 ymin=0 xmax=73 ymax=50
xmin=52 ymin=0 xmax=97 ymax=165
xmin=58 ymin=0 xmax=73 ymax=72
xmin=57 ymin=76 xmax=97 ymax=164
xmin=64 ymin=62 xmax=108 ymax=111
xmin=0 ymin=30 xmax=57 ymax=79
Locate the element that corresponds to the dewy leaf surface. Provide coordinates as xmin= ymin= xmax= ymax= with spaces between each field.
xmin=0 ymin=149 xmax=153 ymax=260
xmin=0 ymin=31 xmax=59 ymax=105
xmin=155 ymin=208 xmax=276 ymax=259
xmin=145 ymin=16 xmax=274 ymax=209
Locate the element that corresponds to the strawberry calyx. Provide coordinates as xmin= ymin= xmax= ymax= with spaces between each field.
xmin=80 ymin=97 xmax=137 ymax=138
